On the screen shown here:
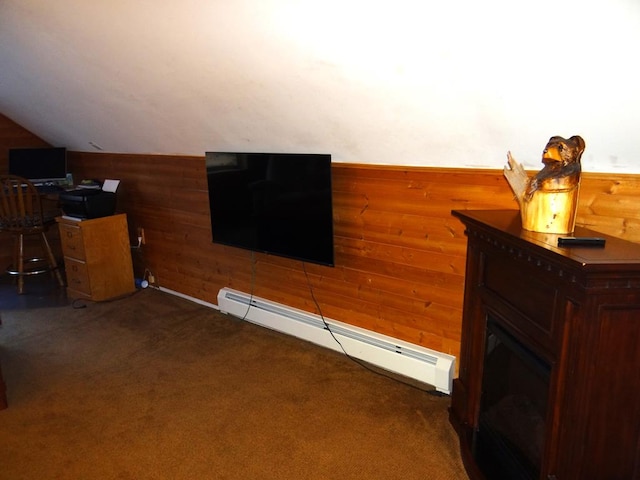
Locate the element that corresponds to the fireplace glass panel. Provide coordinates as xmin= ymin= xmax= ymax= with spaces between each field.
xmin=474 ymin=317 xmax=550 ymax=480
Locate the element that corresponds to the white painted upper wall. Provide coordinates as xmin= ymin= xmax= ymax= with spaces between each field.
xmin=0 ymin=0 xmax=639 ymax=173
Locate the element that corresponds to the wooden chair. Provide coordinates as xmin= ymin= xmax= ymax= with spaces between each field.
xmin=0 ymin=175 xmax=65 ymax=294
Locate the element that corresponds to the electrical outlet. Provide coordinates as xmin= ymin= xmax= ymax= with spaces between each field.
xmin=138 ymin=227 xmax=146 ymax=245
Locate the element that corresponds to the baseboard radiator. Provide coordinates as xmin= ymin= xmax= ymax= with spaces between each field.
xmin=217 ymin=287 xmax=455 ymax=394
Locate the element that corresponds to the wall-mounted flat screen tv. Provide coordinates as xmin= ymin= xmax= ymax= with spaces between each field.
xmin=8 ymin=147 xmax=67 ymax=184
xmin=206 ymin=152 xmax=334 ymax=267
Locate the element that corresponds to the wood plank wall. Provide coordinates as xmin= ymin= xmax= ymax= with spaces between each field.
xmin=2 ymin=116 xmax=639 ymax=362
xmin=66 ymin=151 xmax=640 ymax=362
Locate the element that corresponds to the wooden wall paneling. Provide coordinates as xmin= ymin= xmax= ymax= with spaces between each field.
xmin=4 ymin=118 xmax=634 ymax=373
xmin=334 ymin=209 xmax=469 ymax=257
xmin=576 ymin=172 xmax=640 ymax=243
xmin=243 ymin=256 xmax=462 ymax=340
xmin=332 ymin=168 xmax=518 ymax=220
xmin=64 ymin=152 xmax=640 ymax=365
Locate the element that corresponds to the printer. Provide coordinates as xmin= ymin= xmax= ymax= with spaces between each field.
xmin=59 ymin=189 xmax=117 ymax=219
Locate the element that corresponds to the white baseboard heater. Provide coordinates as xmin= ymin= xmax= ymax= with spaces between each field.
xmin=217 ymin=287 xmax=455 ymax=394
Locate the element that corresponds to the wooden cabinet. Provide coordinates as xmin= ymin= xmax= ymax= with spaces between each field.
xmin=57 ymin=214 xmax=135 ymax=301
xmin=450 ymin=209 xmax=640 ymax=480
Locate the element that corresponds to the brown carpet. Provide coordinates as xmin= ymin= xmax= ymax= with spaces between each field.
xmin=0 ymin=288 xmax=467 ymax=480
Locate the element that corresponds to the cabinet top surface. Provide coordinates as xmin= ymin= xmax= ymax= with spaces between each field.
xmin=56 ymin=213 xmax=126 ymax=226
xmin=452 ymin=209 xmax=640 ymax=270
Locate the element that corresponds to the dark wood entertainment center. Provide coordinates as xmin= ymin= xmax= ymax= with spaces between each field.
xmin=450 ymin=210 xmax=640 ymax=480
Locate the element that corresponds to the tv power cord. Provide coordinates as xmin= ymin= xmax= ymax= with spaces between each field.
xmin=300 ymin=262 xmax=442 ymax=395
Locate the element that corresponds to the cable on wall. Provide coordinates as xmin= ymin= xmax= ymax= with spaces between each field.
xmin=239 ymin=250 xmax=256 ymax=322
xmin=300 ymin=261 xmax=441 ymax=394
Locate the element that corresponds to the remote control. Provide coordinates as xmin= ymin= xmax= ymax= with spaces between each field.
xmin=557 ymin=237 xmax=606 ymax=247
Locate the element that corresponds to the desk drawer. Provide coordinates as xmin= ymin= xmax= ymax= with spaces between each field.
xmin=64 ymin=257 xmax=91 ymax=295
xmin=59 ymin=223 xmax=86 ymax=260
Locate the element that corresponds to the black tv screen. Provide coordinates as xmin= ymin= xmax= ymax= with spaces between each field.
xmin=206 ymin=152 xmax=334 ymax=267
xmin=8 ymin=147 xmax=67 ymax=183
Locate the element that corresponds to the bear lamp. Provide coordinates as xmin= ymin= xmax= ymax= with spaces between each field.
xmin=504 ymin=135 xmax=585 ymax=234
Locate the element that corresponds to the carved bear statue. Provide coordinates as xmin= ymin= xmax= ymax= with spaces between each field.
xmin=504 ymin=135 xmax=586 ymax=234
xmin=524 ymin=135 xmax=585 ymax=201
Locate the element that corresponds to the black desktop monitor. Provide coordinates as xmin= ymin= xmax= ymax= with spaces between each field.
xmin=8 ymin=147 xmax=67 ymax=184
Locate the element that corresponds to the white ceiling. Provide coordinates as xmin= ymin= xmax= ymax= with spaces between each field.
xmin=1 ymin=0 xmax=640 ymax=173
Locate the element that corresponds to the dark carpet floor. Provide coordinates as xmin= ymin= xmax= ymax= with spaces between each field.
xmin=0 ymin=281 xmax=467 ymax=480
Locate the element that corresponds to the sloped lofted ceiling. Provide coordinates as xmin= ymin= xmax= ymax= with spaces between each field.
xmin=1 ymin=0 xmax=640 ymax=172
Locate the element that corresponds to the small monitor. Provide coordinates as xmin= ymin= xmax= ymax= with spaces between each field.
xmin=8 ymin=147 xmax=67 ymax=184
